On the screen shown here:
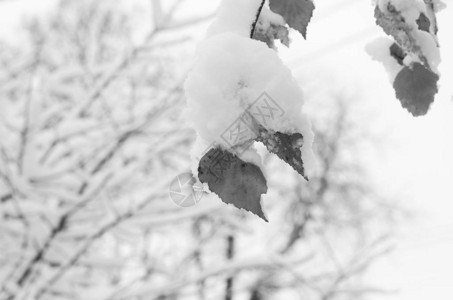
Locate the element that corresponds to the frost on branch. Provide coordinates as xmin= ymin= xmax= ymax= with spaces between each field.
xmin=185 ymin=0 xmax=314 ymax=221
xmin=369 ymin=0 xmax=443 ymax=116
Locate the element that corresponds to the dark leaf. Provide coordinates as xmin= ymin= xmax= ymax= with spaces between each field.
xmin=393 ymin=63 xmax=439 ymax=116
xmin=389 ymin=43 xmax=405 ymax=65
xmin=198 ymin=148 xmax=268 ymax=221
xmin=416 ymin=12 xmax=431 ymax=32
xmin=256 ymin=129 xmax=307 ymax=180
xmin=269 ymin=0 xmax=315 ymax=39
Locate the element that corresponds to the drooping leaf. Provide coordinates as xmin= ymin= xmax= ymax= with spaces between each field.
xmin=198 ymin=147 xmax=268 ymax=221
xmin=393 ymin=63 xmax=439 ymax=116
xmin=256 ymin=129 xmax=307 ymax=180
xmin=269 ymin=0 xmax=315 ymax=39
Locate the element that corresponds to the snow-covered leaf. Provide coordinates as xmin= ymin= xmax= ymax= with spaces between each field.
xmin=253 ymin=23 xmax=290 ymax=48
xmin=393 ymin=63 xmax=439 ymax=116
xmin=374 ymin=4 xmax=420 ymax=61
xmin=373 ymin=1 xmax=441 ymax=116
xmin=252 ymin=6 xmax=290 ymax=48
xmin=269 ymin=0 xmax=315 ymax=39
xmin=256 ymin=129 xmax=307 ymax=180
xmin=198 ymin=147 xmax=268 ymax=221
xmin=374 ymin=4 xmax=406 ymax=40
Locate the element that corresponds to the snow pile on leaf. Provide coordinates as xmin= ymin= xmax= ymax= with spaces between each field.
xmin=252 ymin=6 xmax=290 ymax=48
xmin=367 ymin=0 xmax=443 ymax=116
xmin=185 ymin=33 xmax=313 ymax=153
xmin=184 ymin=0 xmax=315 ymax=221
xmin=207 ymin=0 xmax=262 ymax=38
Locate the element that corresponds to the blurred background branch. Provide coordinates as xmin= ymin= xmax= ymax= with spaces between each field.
xmin=0 ymin=1 xmax=400 ymax=300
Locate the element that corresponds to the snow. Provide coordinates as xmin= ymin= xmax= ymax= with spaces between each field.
xmin=258 ymin=6 xmax=286 ymax=29
xmin=366 ymin=37 xmax=404 ymax=82
xmin=414 ymin=30 xmax=441 ymax=71
xmin=186 ymin=33 xmax=298 ymax=138
xmin=206 ymin=0 xmax=262 ymax=38
xmin=185 ymin=0 xmax=315 ymax=178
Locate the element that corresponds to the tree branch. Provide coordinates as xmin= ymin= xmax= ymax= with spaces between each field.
xmin=250 ymin=0 xmax=266 ymax=38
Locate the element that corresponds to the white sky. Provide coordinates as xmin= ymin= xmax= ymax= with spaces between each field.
xmin=280 ymin=1 xmax=453 ymax=299
xmin=0 ymin=0 xmax=452 ymax=299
